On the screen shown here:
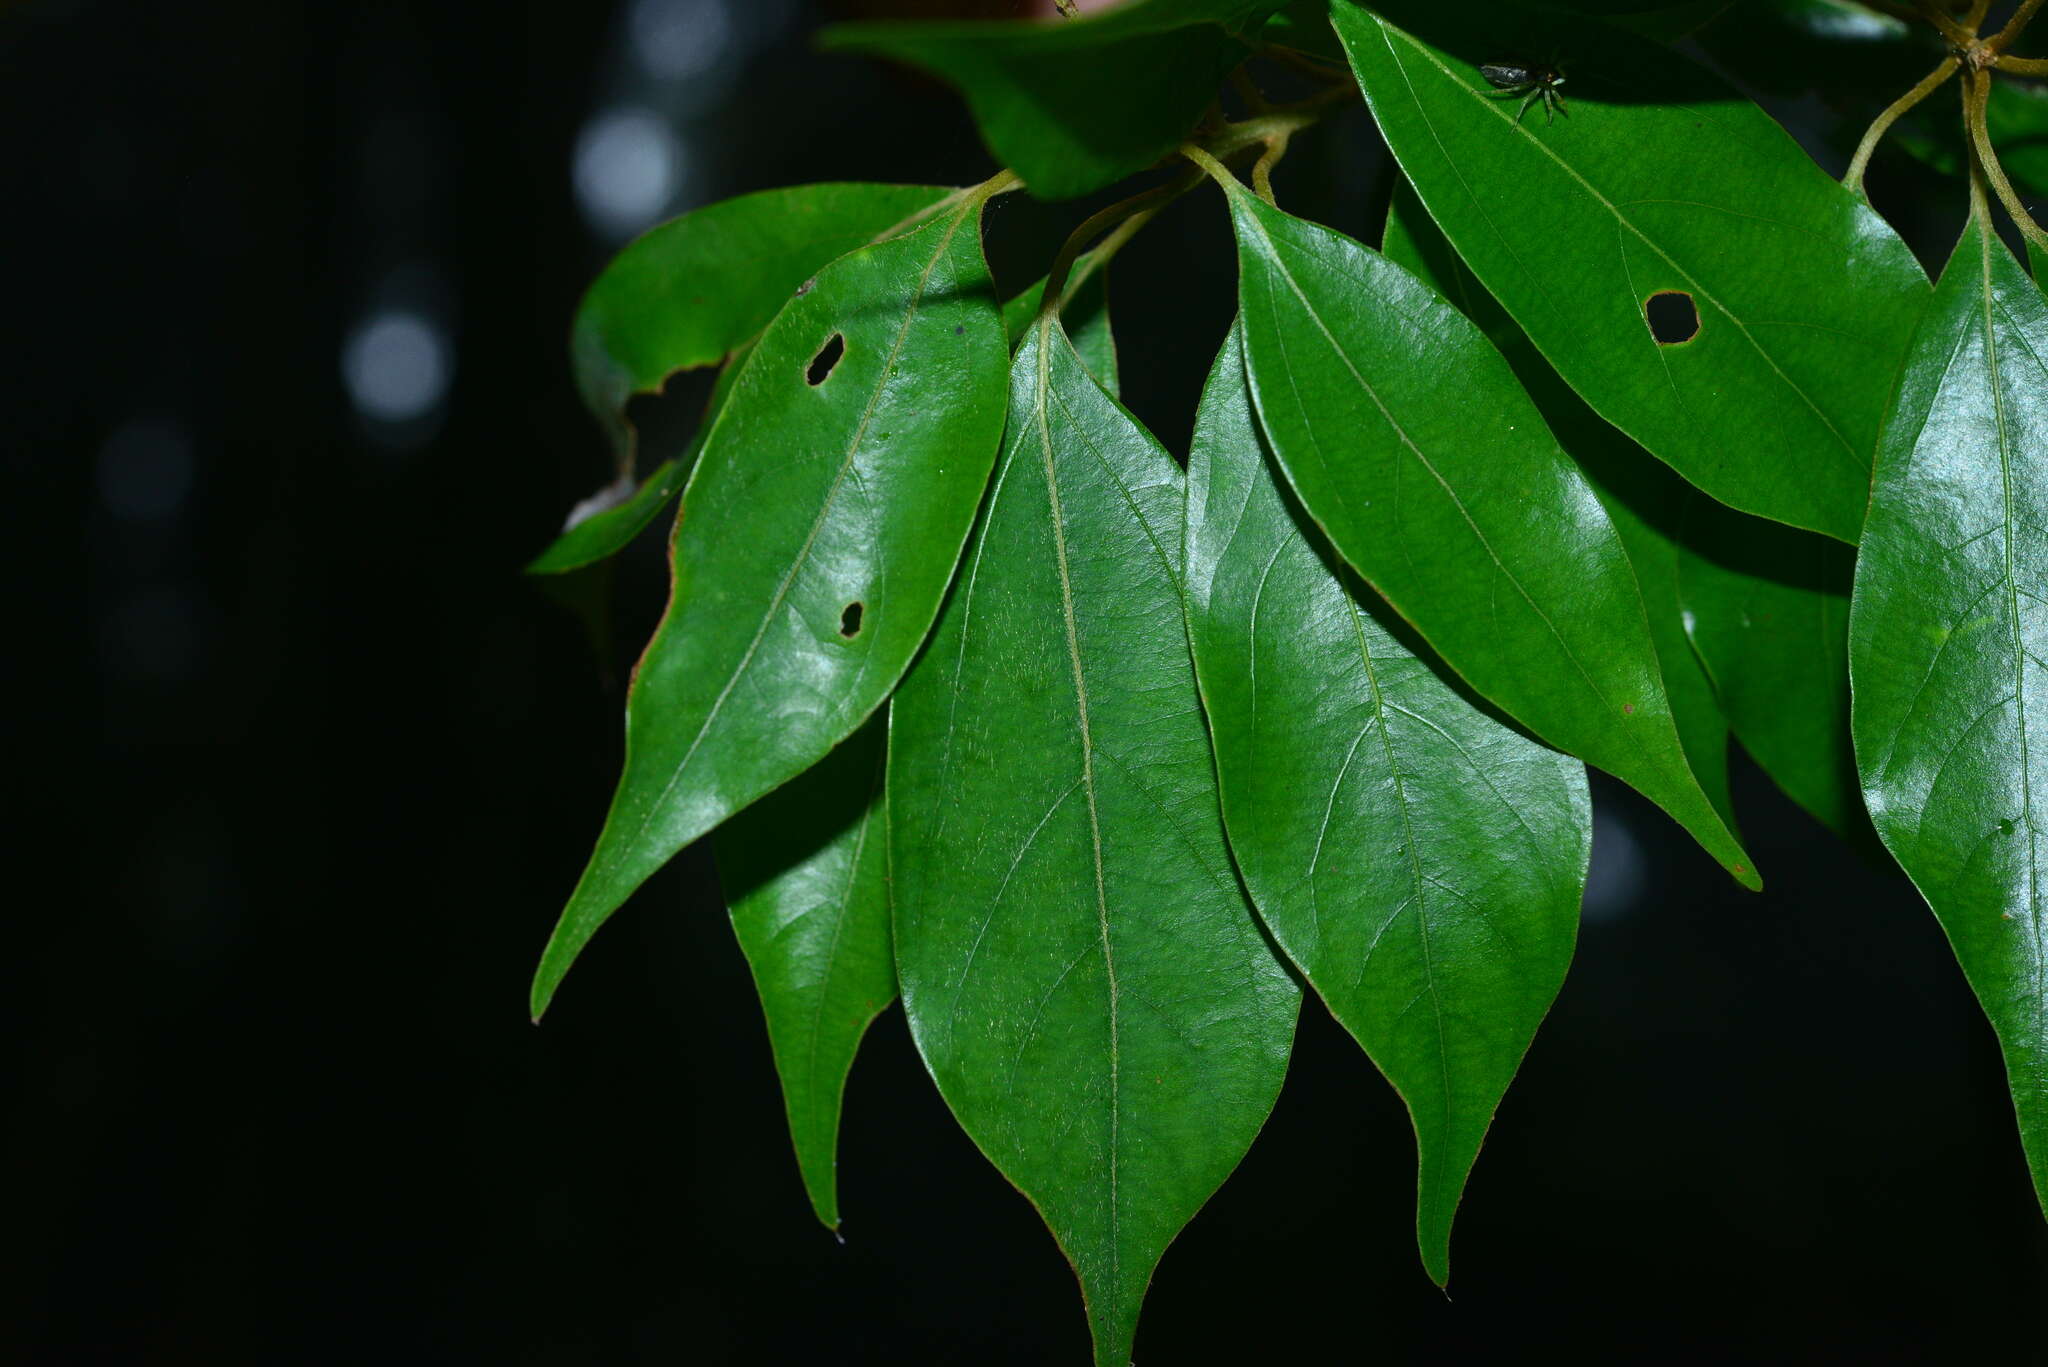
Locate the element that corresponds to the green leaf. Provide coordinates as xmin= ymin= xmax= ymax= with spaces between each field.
xmin=532 ymin=194 xmax=1010 ymax=1018
xmin=889 ymin=318 xmax=1299 ymax=1367
xmin=1850 ymin=218 xmax=2048 ymax=1215
xmin=1677 ymin=498 xmax=1869 ymax=840
xmin=572 ymin=182 xmax=954 ymax=464
xmin=715 ymin=712 xmax=893 ymax=1233
xmin=1221 ymin=178 xmax=1758 ymax=886
xmin=1331 ymin=0 xmax=1930 ymax=542
xmin=1261 ymin=0 xmax=1348 ymax=62
xmin=1185 ymin=322 xmax=1588 ymax=1286
xmin=822 ymin=1 xmax=1278 ymax=200
xmin=1380 ymin=178 xmax=1737 ymax=830
xmin=527 ymin=345 xmax=754 ymax=576
xmin=1002 ymin=257 xmax=1120 ymax=395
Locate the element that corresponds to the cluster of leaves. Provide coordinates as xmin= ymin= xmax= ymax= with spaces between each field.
xmin=527 ymin=0 xmax=2048 ymax=1359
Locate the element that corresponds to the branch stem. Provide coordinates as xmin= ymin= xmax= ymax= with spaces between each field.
xmin=1990 ymin=0 xmax=2044 ymax=51
xmin=1966 ymin=68 xmax=2048 ymax=250
xmin=1844 ymin=56 xmax=1960 ymax=192
xmin=1911 ymin=0 xmax=1975 ymax=43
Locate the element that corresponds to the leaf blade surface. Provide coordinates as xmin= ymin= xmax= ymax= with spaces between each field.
xmin=1225 ymin=184 xmax=1756 ymax=885
xmin=823 ymin=1 xmax=1277 ymax=199
xmin=532 ymin=196 xmax=1009 ymax=1016
xmin=716 ymin=712 xmax=894 ymax=1232
xmin=1185 ymin=323 xmax=1588 ymax=1285
xmin=890 ymin=320 xmax=1299 ymax=1366
xmin=1332 ymin=0 xmax=1929 ymax=541
xmin=1851 ymin=220 xmax=2048 ymax=1211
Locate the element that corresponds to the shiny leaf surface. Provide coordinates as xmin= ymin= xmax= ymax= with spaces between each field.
xmin=572 ymin=182 xmax=952 ymax=465
xmin=1332 ymin=0 xmax=1930 ymax=542
xmin=822 ymin=1 xmax=1277 ymax=199
xmin=1224 ymin=181 xmax=1757 ymax=886
xmin=533 ymin=196 xmax=1009 ymax=1016
xmin=1380 ymin=180 xmax=1736 ymax=829
xmin=1851 ymin=219 xmax=2048 ymax=1213
xmin=716 ymin=713 xmax=893 ymax=1232
xmin=890 ymin=319 xmax=1299 ymax=1367
xmin=1185 ymin=323 xmax=1588 ymax=1286
xmin=1679 ymin=499 xmax=1867 ymax=839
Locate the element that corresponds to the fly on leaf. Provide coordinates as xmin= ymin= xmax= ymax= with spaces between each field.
xmin=1481 ymin=58 xmax=1568 ymax=125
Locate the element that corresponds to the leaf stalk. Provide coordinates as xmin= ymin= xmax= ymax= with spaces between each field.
xmin=1844 ymin=56 xmax=1961 ymax=193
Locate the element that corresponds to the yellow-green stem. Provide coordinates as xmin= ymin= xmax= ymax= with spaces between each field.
xmin=1844 ymin=56 xmax=1961 ymax=192
xmin=1990 ymin=0 xmax=2043 ymax=50
xmin=1967 ymin=68 xmax=2048 ymax=250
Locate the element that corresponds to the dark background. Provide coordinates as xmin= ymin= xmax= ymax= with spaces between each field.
xmin=7 ymin=0 xmax=2047 ymax=1361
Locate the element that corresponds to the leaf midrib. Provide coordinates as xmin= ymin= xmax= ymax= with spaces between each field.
xmin=1371 ymin=17 xmax=1867 ymax=487
xmin=1033 ymin=316 xmax=1121 ymax=1297
xmin=618 ymin=202 xmax=975 ymax=881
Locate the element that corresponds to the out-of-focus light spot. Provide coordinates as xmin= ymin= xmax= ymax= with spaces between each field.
xmin=342 ymin=310 xmax=450 ymax=424
xmin=1582 ymin=807 xmax=1647 ymax=924
xmin=97 ymin=416 xmax=193 ymax=523
xmin=575 ymin=108 xmax=687 ymax=240
xmin=630 ymin=0 xmax=732 ymax=80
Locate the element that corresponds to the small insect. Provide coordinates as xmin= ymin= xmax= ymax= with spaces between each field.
xmin=1480 ymin=57 xmax=1568 ymax=125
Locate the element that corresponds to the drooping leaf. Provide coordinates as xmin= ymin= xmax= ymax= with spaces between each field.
xmin=532 ymin=194 xmax=1009 ymax=1017
xmin=1678 ymin=498 xmax=1869 ymax=841
xmin=822 ymin=1 xmax=1280 ymax=200
xmin=1380 ymin=179 xmax=1736 ymax=829
xmin=715 ymin=712 xmax=893 ymax=1233
xmin=1185 ymin=322 xmax=1588 ymax=1286
xmin=1850 ymin=218 xmax=2048 ymax=1214
xmin=572 ymin=182 xmax=954 ymax=466
xmin=1221 ymin=178 xmax=1756 ymax=886
xmin=889 ymin=318 xmax=1300 ymax=1367
xmin=1002 ymin=256 xmax=1120 ymax=394
xmin=527 ymin=344 xmax=753 ymax=576
xmin=1331 ymin=0 xmax=1931 ymax=542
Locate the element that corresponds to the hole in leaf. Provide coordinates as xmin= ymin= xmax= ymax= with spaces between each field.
xmin=839 ymin=601 xmax=864 ymax=637
xmin=807 ymin=333 xmax=845 ymax=385
xmin=1645 ymin=291 xmax=1699 ymax=345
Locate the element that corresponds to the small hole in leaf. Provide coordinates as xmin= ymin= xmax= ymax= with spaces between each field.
xmin=839 ymin=602 xmax=864 ymax=637
xmin=808 ymin=333 xmax=845 ymax=385
xmin=1645 ymin=291 xmax=1699 ymax=345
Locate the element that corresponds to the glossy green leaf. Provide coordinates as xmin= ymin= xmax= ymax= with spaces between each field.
xmin=532 ymin=195 xmax=1009 ymax=1017
xmin=1380 ymin=179 xmax=1737 ymax=829
xmin=1678 ymin=499 xmax=1868 ymax=840
xmin=1222 ymin=179 xmax=1757 ymax=886
xmin=1332 ymin=0 xmax=1930 ymax=542
xmin=1002 ymin=257 xmax=1120 ymax=395
xmin=1185 ymin=322 xmax=1588 ymax=1286
xmin=889 ymin=318 xmax=1299 ymax=1367
xmin=572 ymin=182 xmax=953 ymax=465
xmin=716 ymin=712 xmax=893 ymax=1232
xmin=1850 ymin=218 xmax=2048 ymax=1213
xmin=527 ymin=345 xmax=754 ymax=576
xmin=822 ymin=1 xmax=1278 ymax=200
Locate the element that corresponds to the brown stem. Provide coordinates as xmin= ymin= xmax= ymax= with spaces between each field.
xmin=1911 ymin=0 xmax=1975 ymax=43
xmin=1990 ymin=0 xmax=2045 ymax=52
xmin=1966 ymin=68 xmax=2048 ymax=250
xmin=1844 ymin=56 xmax=1961 ymax=192
xmin=1997 ymin=54 xmax=2048 ymax=75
